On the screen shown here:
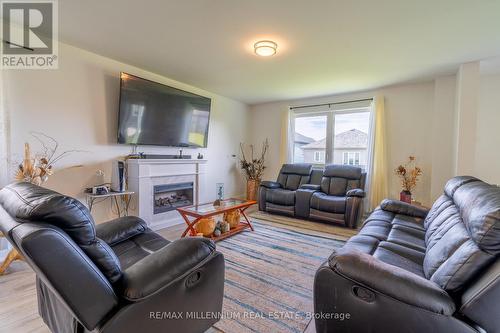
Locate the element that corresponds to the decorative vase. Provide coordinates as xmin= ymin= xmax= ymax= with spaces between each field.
xmin=194 ymin=217 xmax=216 ymax=237
xmin=224 ymin=209 xmax=241 ymax=229
xmin=246 ymin=179 xmax=259 ymax=201
xmin=400 ymin=190 xmax=412 ymax=204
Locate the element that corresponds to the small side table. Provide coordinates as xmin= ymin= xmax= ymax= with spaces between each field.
xmin=86 ymin=191 xmax=134 ymax=217
xmin=0 ymin=232 xmax=23 ymax=275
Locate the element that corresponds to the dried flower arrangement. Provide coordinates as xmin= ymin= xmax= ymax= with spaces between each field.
xmin=239 ymin=139 xmax=269 ymax=201
xmin=15 ymin=132 xmax=83 ymax=186
xmin=395 ymin=156 xmax=423 ymax=193
xmin=239 ymin=139 xmax=269 ymax=181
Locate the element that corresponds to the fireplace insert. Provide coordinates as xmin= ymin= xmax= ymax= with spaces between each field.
xmin=153 ymin=182 xmax=194 ymax=214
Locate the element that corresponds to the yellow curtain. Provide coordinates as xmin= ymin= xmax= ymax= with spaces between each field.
xmin=369 ymin=96 xmax=389 ymax=211
xmin=279 ymin=107 xmax=291 ymax=165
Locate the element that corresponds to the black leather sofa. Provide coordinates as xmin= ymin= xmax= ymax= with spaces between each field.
xmin=314 ymin=176 xmax=500 ymax=333
xmin=0 ymin=182 xmax=225 ymax=333
xmin=259 ymin=164 xmax=366 ymax=228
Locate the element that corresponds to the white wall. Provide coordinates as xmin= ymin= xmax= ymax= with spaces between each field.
xmin=250 ymin=81 xmax=437 ymax=206
xmin=3 ymin=43 xmax=249 ymax=223
xmin=454 ymin=62 xmax=480 ymax=176
xmin=430 ymin=75 xmax=456 ymax=199
xmin=475 ymin=73 xmax=500 ymax=185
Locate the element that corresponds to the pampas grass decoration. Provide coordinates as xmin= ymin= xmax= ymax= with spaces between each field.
xmin=15 ymin=133 xmax=84 ymax=186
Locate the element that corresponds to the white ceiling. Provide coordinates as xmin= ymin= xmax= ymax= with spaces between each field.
xmin=58 ymin=0 xmax=500 ymax=104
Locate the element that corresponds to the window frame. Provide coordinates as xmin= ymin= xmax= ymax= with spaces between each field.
xmin=342 ymin=152 xmax=361 ymax=166
xmin=290 ymin=106 xmax=372 ymax=166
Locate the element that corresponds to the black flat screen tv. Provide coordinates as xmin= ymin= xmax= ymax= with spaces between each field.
xmin=117 ymin=72 xmax=211 ymax=147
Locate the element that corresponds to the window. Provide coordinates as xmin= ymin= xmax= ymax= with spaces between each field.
xmin=290 ymin=101 xmax=372 ymax=171
xmin=314 ymin=151 xmax=325 ymax=162
xmin=292 ymin=114 xmax=327 ymax=164
xmin=342 ymin=152 xmax=361 ymax=166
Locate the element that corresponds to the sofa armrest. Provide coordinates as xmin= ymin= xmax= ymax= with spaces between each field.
xmin=328 ymin=247 xmax=455 ymax=315
xmin=346 ymin=188 xmax=365 ymax=198
xmin=121 ymin=238 xmax=216 ymax=301
xmin=96 ymin=216 xmax=147 ymax=246
xmin=296 ymin=188 xmax=320 ymax=218
xmin=299 ymin=184 xmax=321 ymax=191
xmin=345 ymin=195 xmax=364 ymax=228
xmin=260 ymin=181 xmax=281 ymax=189
xmin=380 ymin=199 xmax=429 ymax=218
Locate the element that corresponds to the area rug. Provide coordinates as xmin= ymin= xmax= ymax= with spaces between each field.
xmin=249 ymin=210 xmax=359 ymax=241
xmin=213 ymin=219 xmax=345 ymax=333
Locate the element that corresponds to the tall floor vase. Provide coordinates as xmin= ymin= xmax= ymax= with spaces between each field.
xmin=246 ymin=179 xmax=260 ymax=201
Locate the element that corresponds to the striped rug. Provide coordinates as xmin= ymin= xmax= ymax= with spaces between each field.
xmin=213 ymin=220 xmax=345 ymax=333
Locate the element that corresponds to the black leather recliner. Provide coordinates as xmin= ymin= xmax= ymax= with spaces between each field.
xmin=259 ymin=163 xmax=313 ymax=216
xmin=314 ymin=176 xmax=500 ymax=333
xmin=0 ymin=182 xmax=225 ymax=333
xmin=259 ymin=164 xmax=366 ymax=228
xmin=296 ymin=165 xmax=365 ymax=228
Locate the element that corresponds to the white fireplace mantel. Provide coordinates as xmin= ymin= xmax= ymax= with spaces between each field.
xmin=127 ymin=159 xmax=208 ymax=230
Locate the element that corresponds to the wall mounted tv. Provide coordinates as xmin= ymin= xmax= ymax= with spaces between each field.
xmin=117 ymin=72 xmax=211 ymax=147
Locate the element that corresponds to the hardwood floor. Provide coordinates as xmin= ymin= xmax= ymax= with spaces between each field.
xmin=0 ymin=260 xmax=47 ymax=333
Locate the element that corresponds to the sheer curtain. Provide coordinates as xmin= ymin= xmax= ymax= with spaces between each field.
xmin=366 ymin=96 xmax=388 ymax=212
xmin=279 ymin=107 xmax=292 ymax=165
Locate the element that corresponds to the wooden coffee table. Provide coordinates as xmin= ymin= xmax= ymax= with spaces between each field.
xmin=177 ymin=199 xmax=257 ymax=242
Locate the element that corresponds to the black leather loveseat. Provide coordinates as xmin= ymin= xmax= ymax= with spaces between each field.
xmin=314 ymin=176 xmax=500 ymax=333
xmin=0 ymin=182 xmax=225 ymax=333
xmin=259 ymin=164 xmax=366 ymax=228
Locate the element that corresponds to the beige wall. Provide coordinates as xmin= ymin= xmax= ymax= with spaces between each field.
xmin=430 ymin=75 xmax=457 ymax=200
xmin=3 ymin=43 xmax=250 ymax=223
xmin=475 ymin=73 xmax=500 ymax=185
xmin=250 ymin=81 xmax=437 ymax=206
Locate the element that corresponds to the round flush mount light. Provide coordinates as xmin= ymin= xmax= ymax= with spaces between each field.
xmin=254 ymin=40 xmax=277 ymax=57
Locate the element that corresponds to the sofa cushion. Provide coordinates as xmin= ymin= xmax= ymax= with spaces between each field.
xmin=265 ymin=188 xmax=295 ymax=206
xmin=277 ymin=164 xmax=312 ymax=191
xmin=0 ymin=182 xmax=95 ymax=244
xmin=341 ymin=206 xmax=428 ymax=276
xmin=387 ymin=225 xmax=426 ymax=252
xmin=111 ymin=230 xmax=170 ymax=270
xmin=451 ymin=180 xmax=500 ymax=254
xmin=310 ymin=193 xmax=346 ymax=214
xmin=373 ymin=241 xmax=426 ymax=277
xmin=280 ymin=163 xmax=313 ymax=175
xmin=320 ymin=165 xmax=362 ymax=196
xmin=323 ymin=164 xmax=362 ymax=179
xmin=422 ymin=177 xmax=498 ymax=292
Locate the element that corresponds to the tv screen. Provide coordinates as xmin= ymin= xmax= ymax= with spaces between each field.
xmin=117 ymin=73 xmax=211 ymax=147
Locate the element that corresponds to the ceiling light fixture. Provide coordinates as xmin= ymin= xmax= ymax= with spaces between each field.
xmin=254 ymin=40 xmax=277 ymax=57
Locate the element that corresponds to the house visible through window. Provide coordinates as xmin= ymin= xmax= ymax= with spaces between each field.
xmin=342 ymin=152 xmax=360 ymax=166
xmin=291 ymin=101 xmax=372 ymax=171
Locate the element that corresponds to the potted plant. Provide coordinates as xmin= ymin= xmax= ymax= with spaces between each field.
xmin=395 ymin=156 xmax=422 ymax=203
xmin=239 ymin=139 xmax=269 ymax=201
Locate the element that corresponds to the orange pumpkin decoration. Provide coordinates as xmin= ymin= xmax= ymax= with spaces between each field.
xmin=194 ymin=217 xmax=216 ymax=236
